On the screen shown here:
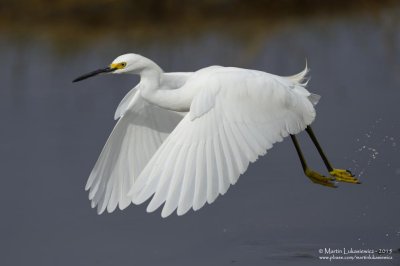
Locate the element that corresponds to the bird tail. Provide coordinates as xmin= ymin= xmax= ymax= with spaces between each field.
xmin=285 ymin=61 xmax=320 ymax=106
xmin=286 ymin=61 xmax=310 ymax=86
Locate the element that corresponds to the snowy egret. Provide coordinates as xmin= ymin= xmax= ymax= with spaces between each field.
xmin=73 ymin=53 xmax=360 ymax=217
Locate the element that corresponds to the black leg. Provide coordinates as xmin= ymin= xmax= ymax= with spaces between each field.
xmin=290 ymin=134 xmax=308 ymax=171
xmin=305 ymin=125 xmax=334 ymax=172
xmin=291 ymin=134 xmax=337 ymax=188
xmin=305 ymin=125 xmax=361 ymax=184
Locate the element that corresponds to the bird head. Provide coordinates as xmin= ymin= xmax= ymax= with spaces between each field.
xmin=73 ymin=53 xmax=148 ymax=82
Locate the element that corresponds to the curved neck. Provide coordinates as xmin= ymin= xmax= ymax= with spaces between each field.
xmin=140 ymin=69 xmax=162 ymax=90
xmin=139 ymin=57 xmax=163 ymax=77
xmin=136 ymin=56 xmax=191 ymax=112
xmin=137 ymin=58 xmax=165 ymax=104
xmin=137 ymin=56 xmax=163 ymax=90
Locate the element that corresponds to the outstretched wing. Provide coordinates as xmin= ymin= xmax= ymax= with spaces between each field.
xmin=86 ymin=90 xmax=184 ymax=214
xmin=130 ymin=67 xmax=317 ymax=217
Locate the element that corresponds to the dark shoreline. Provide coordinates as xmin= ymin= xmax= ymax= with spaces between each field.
xmin=1 ymin=0 xmax=398 ymax=29
xmin=0 ymin=0 xmax=398 ymax=48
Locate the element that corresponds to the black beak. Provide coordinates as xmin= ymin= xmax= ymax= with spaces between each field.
xmin=73 ymin=67 xmax=116 ymax=82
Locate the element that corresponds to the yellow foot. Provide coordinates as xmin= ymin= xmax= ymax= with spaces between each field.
xmin=329 ymin=169 xmax=361 ymax=184
xmin=305 ymin=168 xmax=337 ymax=188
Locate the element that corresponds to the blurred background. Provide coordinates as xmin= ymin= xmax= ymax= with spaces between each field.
xmin=1 ymin=1 xmax=399 ymax=265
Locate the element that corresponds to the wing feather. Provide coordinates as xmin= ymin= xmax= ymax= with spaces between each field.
xmin=161 ymin=143 xmax=188 ymax=217
xmin=176 ymin=143 xmax=197 ymax=216
xmin=206 ymin=139 xmax=218 ymax=204
xmin=86 ymin=93 xmax=184 ymax=214
xmin=147 ymin=141 xmax=181 ymax=213
xmin=193 ymin=141 xmax=207 ymax=211
xmin=213 ymin=132 xmax=230 ymax=195
xmin=131 ymin=68 xmax=318 ymax=217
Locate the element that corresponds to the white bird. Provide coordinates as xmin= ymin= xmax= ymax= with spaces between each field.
xmin=73 ymin=53 xmax=360 ymax=218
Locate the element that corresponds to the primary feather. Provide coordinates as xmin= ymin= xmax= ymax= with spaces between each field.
xmin=86 ymin=91 xmax=184 ymax=214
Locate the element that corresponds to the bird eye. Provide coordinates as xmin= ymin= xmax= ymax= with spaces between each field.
xmin=120 ymin=62 xmax=127 ymax=67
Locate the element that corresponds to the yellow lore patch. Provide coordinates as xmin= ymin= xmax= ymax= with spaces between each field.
xmin=110 ymin=62 xmax=127 ymax=69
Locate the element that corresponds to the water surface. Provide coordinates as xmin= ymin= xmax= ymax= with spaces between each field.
xmin=1 ymin=6 xmax=399 ymax=266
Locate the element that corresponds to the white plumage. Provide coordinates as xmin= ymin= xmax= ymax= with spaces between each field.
xmin=76 ymin=53 xmax=319 ymax=217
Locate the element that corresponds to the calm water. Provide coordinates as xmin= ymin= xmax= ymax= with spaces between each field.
xmin=1 ymin=7 xmax=399 ymax=266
